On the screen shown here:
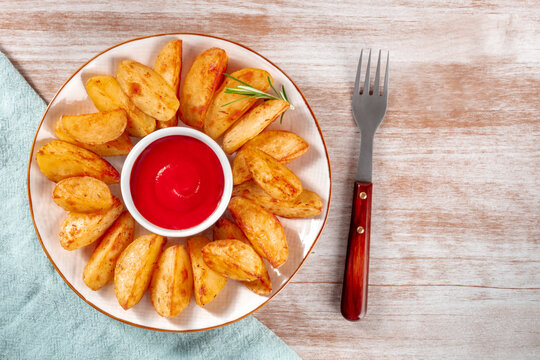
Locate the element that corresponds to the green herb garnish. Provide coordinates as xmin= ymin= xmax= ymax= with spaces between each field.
xmin=221 ymin=73 xmax=294 ymax=123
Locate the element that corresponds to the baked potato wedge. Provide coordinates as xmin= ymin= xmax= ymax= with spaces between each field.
xmin=243 ymin=269 xmax=272 ymax=296
xmin=55 ymin=118 xmax=132 ymax=156
xmin=154 ymin=40 xmax=182 ymax=129
xmin=213 ymin=219 xmax=272 ymax=295
xmin=228 ymin=196 xmax=288 ymax=268
xmin=83 ymin=211 xmax=135 ymax=290
xmin=155 ymin=117 xmax=178 ymax=129
xmin=117 ymin=60 xmax=179 ymax=121
xmin=232 ymin=149 xmax=252 ymax=186
xmin=59 ymin=196 xmax=124 ymax=251
xmin=180 ymin=47 xmax=228 ymax=129
xmin=114 ymin=234 xmax=166 ymax=310
xmin=150 ymin=245 xmax=193 ymax=318
xmin=204 ymin=68 xmax=271 ymax=139
xmin=232 ymin=130 xmax=308 ymax=184
xmin=60 ymin=109 xmax=127 ymax=145
xmin=187 ymin=236 xmax=227 ymax=306
xmin=213 ymin=218 xmax=249 ymax=245
xmin=201 ymin=240 xmax=266 ymax=281
xmin=53 ymin=176 xmax=113 ymax=213
xmin=233 ymin=181 xmax=322 ymax=218
xmin=154 ymin=40 xmax=182 ymax=92
xmin=243 ymin=147 xmax=302 ymax=201
xmin=85 ymin=75 xmax=156 ymax=137
xmin=155 ymin=115 xmax=178 ymax=129
xmin=36 ymin=140 xmax=120 ymax=184
xmin=246 ymin=130 xmax=309 ymax=163
xmin=222 ymin=99 xmax=289 ymax=154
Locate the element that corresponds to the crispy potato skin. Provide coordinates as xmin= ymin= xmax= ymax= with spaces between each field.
xmin=187 ymin=236 xmax=227 ymax=306
xmin=213 ymin=219 xmax=272 ymax=295
xmin=180 ymin=48 xmax=228 ymax=129
xmin=55 ymin=118 xmax=133 ymax=156
xmin=61 ymin=109 xmax=127 ymax=145
xmin=150 ymin=245 xmax=193 ymax=318
xmin=86 ymin=75 xmax=156 ymax=137
xmin=59 ymin=196 xmax=124 ymax=251
xmin=117 ymin=60 xmax=180 ymax=121
xmin=53 ymin=176 xmax=113 ymax=213
xmin=228 ymin=196 xmax=288 ymax=268
xmin=204 ymin=68 xmax=271 ymax=139
xmin=201 ymin=240 xmax=266 ymax=281
xmin=154 ymin=40 xmax=182 ymax=129
xmin=222 ymin=100 xmax=289 ymax=154
xmin=232 ymin=130 xmax=308 ymax=184
xmin=114 ymin=234 xmax=166 ymax=310
xmin=36 ymin=140 xmax=120 ymax=184
xmin=83 ymin=211 xmax=135 ymax=290
xmin=233 ymin=181 xmax=322 ymax=218
xmin=243 ymin=147 xmax=303 ymax=201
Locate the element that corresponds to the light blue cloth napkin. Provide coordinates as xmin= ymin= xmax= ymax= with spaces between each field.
xmin=0 ymin=51 xmax=300 ymax=360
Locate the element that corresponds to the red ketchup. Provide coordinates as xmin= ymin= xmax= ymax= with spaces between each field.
xmin=130 ymin=135 xmax=224 ymax=230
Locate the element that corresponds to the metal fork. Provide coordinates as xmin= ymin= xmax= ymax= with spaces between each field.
xmin=341 ymin=49 xmax=389 ymax=321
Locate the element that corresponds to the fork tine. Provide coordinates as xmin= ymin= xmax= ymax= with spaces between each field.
xmin=363 ymin=49 xmax=371 ymax=95
xmin=373 ymin=50 xmax=382 ymax=96
xmin=383 ymin=52 xmax=389 ymax=97
xmin=354 ymin=49 xmax=363 ymax=95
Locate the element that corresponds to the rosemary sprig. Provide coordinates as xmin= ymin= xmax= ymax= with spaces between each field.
xmin=221 ymin=73 xmax=294 ymax=123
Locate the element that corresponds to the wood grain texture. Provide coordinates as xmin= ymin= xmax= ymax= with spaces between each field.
xmin=1 ymin=0 xmax=539 ymax=358
xmin=342 ymin=182 xmax=372 ymax=321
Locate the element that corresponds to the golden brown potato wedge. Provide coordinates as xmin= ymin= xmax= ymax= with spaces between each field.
xmin=117 ymin=60 xmax=179 ymax=121
xmin=232 ymin=149 xmax=252 ymax=186
xmin=187 ymin=236 xmax=227 ymax=306
xmin=246 ymin=130 xmax=309 ymax=163
xmin=213 ymin=218 xmax=249 ymax=245
xmin=55 ymin=118 xmax=133 ymax=156
xmin=150 ymin=245 xmax=193 ymax=318
xmin=213 ymin=219 xmax=272 ymax=295
xmin=179 ymin=47 xmax=227 ymax=129
xmin=232 ymin=130 xmax=308 ymax=184
xmin=243 ymin=147 xmax=302 ymax=201
xmin=201 ymin=240 xmax=266 ymax=281
xmin=53 ymin=176 xmax=113 ymax=213
xmin=154 ymin=40 xmax=182 ymax=129
xmin=83 ymin=211 xmax=135 ymax=290
xmin=59 ymin=196 xmax=124 ymax=251
xmin=228 ymin=196 xmax=288 ymax=268
xmin=86 ymin=75 xmax=156 ymax=137
xmin=233 ymin=181 xmax=322 ymax=218
xmin=154 ymin=40 xmax=182 ymax=92
xmin=204 ymin=68 xmax=271 ymax=139
xmin=155 ymin=117 xmax=178 ymax=129
xmin=114 ymin=234 xmax=166 ymax=310
xmin=61 ymin=109 xmax=127 ymax=145
xmin=222 ymin=100 xmax=289 ymax=154
xmin=243 ymin=269 xmax=272 ymax=296
xmin=36 ymin=140 xmax=120 ymax=184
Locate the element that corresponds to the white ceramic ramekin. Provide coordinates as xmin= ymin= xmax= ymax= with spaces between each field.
xmin=120 ymin=127 xmax=233 ymax=237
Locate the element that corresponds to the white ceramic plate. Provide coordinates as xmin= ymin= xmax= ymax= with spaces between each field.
xmin=27 ymin=33 xmax=331 ymax=332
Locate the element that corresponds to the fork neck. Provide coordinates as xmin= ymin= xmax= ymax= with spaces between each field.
xmin=356 ymin=132 xmax=374 ymax=182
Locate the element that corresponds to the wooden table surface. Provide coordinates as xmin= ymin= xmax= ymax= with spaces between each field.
xmin=2 ymin=1 xmax=539 ymax=358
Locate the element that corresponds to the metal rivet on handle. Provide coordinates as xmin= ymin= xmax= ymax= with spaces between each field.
xmin=357 ymin=226 xmax=365 ymax=234
xmin=359 ymin=192 xmax=367 ymax=199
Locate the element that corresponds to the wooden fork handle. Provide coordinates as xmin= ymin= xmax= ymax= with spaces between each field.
xmin=341 ymin=181 xmax=372 ymax=321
